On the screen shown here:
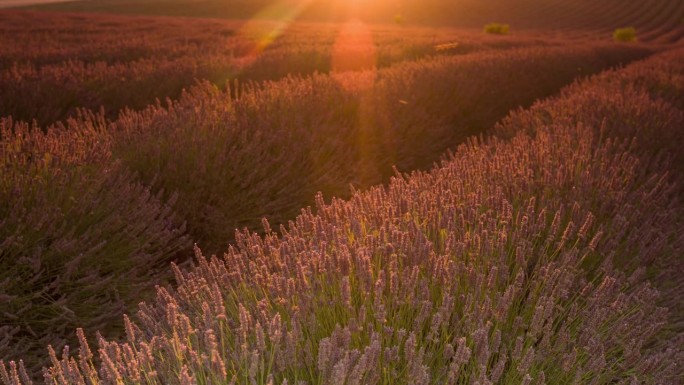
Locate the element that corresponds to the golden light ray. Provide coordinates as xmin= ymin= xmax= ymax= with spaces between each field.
xmin=331 ymin=19 xmax=378 ymax=91
xmin=236 ymin=0 xmax=313 ymax=66
xmin=328 ymin=19 xmax=393 ymax=189
xmin=354 ymin=85 xmax=396 ymax=189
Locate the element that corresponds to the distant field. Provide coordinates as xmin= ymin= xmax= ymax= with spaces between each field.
xmin=18 ymin=0 xmax=684 ymax=43
xmin=0 ymin=9 xmax=588 ymax=126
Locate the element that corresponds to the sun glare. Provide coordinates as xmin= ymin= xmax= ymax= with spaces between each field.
xmin=238 ymin=0 xmax=313 ymax=56
xmin=331 ymin=20 xmax=377 ymax=88
xmin=233 ymin=0 xmax=379 ymax=92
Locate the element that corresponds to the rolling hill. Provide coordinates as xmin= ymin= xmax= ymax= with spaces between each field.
xmin=18 ymin=0 xmax=684 ymax=43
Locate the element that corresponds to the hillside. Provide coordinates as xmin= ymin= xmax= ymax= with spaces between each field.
xmin=20 ymin=0 xmax=684 ymax=43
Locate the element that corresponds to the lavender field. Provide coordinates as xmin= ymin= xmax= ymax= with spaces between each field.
xmin=0 ymin=0 xmax=683 ymax=384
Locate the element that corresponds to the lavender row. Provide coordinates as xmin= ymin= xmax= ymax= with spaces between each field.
xmin=0 ymin=10 xmax=563 ymax=126
xmin=0 ymin=43 xmax=653 ymax=375
xmin=2 ymin=47 xmax=682 ymax=384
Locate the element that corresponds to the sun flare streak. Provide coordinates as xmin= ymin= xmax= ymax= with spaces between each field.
xmin=331 ymin=20 xmax=378 ymax=90
xmin=239 ymin=0 xmax=313 ymax=57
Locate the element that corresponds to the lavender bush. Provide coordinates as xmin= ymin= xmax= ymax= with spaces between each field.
xmin=0 ymin=18 xmax=653 ymax=376
xmin=111 ymin=43 xmax=651 ymax=253
xmin=495 ymin=48 xmax=684 ymax=327
xmin=3 ymin=48 xmax=681 ymax=385
xmin=0 ymin=10 xmax=558 ymax=127
xmin=0 ymin=115 xmax=191 ymax=374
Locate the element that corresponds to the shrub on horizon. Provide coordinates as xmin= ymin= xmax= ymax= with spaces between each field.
xmin=484 ymin=22 xmax=510 ymax=35
xmin=393 ymin=14 xmax=405 ymax=25
xmin=613 ymin=27 xmax=637 ymax=42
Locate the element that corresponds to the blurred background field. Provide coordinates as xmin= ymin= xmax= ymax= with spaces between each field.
xmin=0 ymin=10 xmax=584 ymax=126
xmin=13 ymin=0 xmax=684 ymax=43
